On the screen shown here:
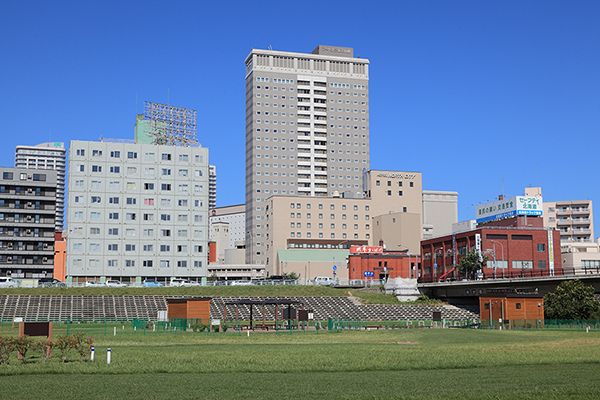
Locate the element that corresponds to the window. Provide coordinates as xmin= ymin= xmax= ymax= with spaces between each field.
xmin=92 ymin=150 xmax=102 ymax=157
xmin=516 ymin=303 xmax=522 ymax=309
xmin=178 ymin=169 xmax=188 ymax=177
xmin=91 ymin=196 xmax=101 ymax=204
xmin=109 ymin=197 xmax=119 ymax=204
xmin=107 ymin=260 xmax=118 ymax=267
xmin=179 ymin=154 xmax=189 ymax=162
xmin=126 ymin=197 xmax=136 ymax=205
xmin=126 ymin=228 xmax=135 ymax=237
xmin=126 ymin=213 xmax=136 ymax=220
xmin=109 ymin=212 xmax=119 ymax=220
xmin=143 ymin=244 xmax=153 ymax=251
xmin=143 ymin=260 xmax=153 ymax=267
xmin=90 ymin=212 xmax=101 ymax=219
xmin=109 ymin=166 xmax=119 ymax=173
xmin=162 ymin=153 xmax=171 ymax=161
xmin=143 ymin=229 xmax=154 ymax=237
xmin=144 ymin=198 xmax=154 ymax=205
xmin=161 ymin=184 xmax=171 ymax=191
xmin=144 ymin=183 xmax=155 ymax=190
xmin=177 ymin=245 xmax=187 ymax=252
xmin=178 ymin=214 xmax=188 ymax=222
xmin=194 ymin=245 xmax=203 ymax=253
xmin=179 ymin=184 xmax=188 ymax=192
xmin=127 ymin=182 xmax=136 ymax=190
xmin=90 ymin=228 xmax=100 ymax=235
xmin=108 ymin=244 xmax=118 ymax=251
xmin=125 ymin=260 xmax=135 ymax=267
xmin=538 ymin=260 xmax=546 ymax=269
xmin=108 ymin=228 xmax=118 ymax=235
xmin=143 ymin=213 xmax=154 ymax=221
xmin=160 ymin=245 xmax=171 ymax=252
xmin=160 ymin=260 xmax=170 ymax=268
xmin=125 ymin=244 xmax=136 ymax=251
xmin=109 ymin=181 xmax=120 ymax=189
xmin=76 ymin=149 xmax=85 ymax=156
xmin=127 ymin=167 xmax=137 ymax=174
xmin=145 ymin=152 xmax=155 ymax=160
xmin=177 ymin=230 xmax=188 ymax=237
xmin=91 ymin=180 xmax=102 ymax=188
xmin=177 ymin=261 xmax=187 ymax=268
xmin=162 ymin=229 xmax=171 ymax=237
xmin=162 ymin=169 xmax=171 ymax=176
xmin=127 ymin=152 xmax=137 ymax=159
xmin=512 ymin=260 xmax=533 ymax=269
xmin=161 ymin=214 xmax=171 ymax=221
xmin=74 ymin=196 xmax=84 ymax=203
xmin=194 ymin=215 xmax=202 ymax=222
xmin=537 ymin=244 xmax=545 ymax=252
xmin=110 ymin=151 xmax=120 ymax=158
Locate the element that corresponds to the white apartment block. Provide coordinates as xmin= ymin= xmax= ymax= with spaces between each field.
xmin=245 ymin=45 xmax=370 ymax=265
xmin=66 ymin=140 xmax=209 ymax=284
xmin=209 ymin=204 xmax=245 ymax=249
xmin=15 ymin=142 xmax=66 ymax=231
xmin=209 ymin=165 xmax=217 ymax=209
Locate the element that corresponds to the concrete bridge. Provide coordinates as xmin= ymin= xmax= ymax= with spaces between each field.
xmin=418 ymin=270 xmax=600 ymax=305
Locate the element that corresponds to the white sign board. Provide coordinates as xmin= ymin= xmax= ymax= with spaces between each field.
xmin=476 ymin=196 xmax=543 ymax=223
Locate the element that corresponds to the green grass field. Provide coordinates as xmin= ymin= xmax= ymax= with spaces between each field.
xmin=0 ymin=326 xmax=599 ymax=399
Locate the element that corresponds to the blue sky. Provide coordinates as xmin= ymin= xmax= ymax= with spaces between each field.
xmin=1 ymin=1 xmax=599 ymax=227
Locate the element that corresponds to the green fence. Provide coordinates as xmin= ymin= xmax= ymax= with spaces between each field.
xmin=480 ymin=319 xmax=600 ymax=331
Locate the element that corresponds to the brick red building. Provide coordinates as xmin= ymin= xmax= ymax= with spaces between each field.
xmin=348 ymin=251 xmax=419 ymax=281
xmin=420 ymin=216 xmax=561 ymax=282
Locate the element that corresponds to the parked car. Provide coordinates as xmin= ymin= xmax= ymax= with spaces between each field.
xmin=229 ymin=280 xmax=252 ymax=286
xmin=143 ymin=279 xmax=163 ymax=287
xmin=0 ymin=277 xmax=16 ymax=288
xmin=85 ymin=280 xmax=106 ymax=287
xmin=106 ymin=280 xmax=126 ymax=287
xmin=37 ymin=278 xmax=67 ymax=288
xmin=314 ymin=276 xmax=336 ymax=286
xmin=169 ymin=279 xmax=191 ymax=287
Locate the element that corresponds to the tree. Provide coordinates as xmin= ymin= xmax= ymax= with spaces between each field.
xmin=456 ymin=249 xmax=488 ymax=276
xmin=544 ymin=279 xmax=600 ymax=320
xmin=285 ymin=272 xmax=299 ymax=280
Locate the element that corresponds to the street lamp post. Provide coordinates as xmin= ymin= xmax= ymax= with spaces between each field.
xmin=490 ymin=240 xmax=505 ymax=278
xmin=398 ymin=244 xmax=412 ymax=279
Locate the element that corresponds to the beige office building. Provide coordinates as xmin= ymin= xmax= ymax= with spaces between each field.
xmin=264 ymin=170 xmax=425 ymax=276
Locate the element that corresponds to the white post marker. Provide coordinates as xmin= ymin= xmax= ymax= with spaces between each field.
xmin=107 ymin=348 xmax=111 ymax=364
xmin=114 ymin=327 xmax=116 ymax=336
xmin=247 ymin=331 xmax=250 ymax=337
xmin=91 ymin=347 xmax=95 ymax=361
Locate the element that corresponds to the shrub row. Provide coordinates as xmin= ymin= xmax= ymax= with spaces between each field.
xmin=0 ymin=332 xmax=93 ymax=365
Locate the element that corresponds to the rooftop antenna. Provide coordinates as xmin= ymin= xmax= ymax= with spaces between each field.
xmin=167 ymin=88 xmax=170 ymax=106
xmin=268 ymin=45 xmax=272 ymax=50
xmin=501 ymin=175 xmax=505 ymax=198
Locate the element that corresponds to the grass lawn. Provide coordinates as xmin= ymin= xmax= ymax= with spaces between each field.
xmin=0 ymin=328 xmax=599 ymax=399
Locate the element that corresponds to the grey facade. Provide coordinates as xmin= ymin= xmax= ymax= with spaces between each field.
xmin=0 ymin=167 xmax=57 ymax=278
xmin=244 ymin=45 xmax=370 ymax=265
xmin=15 ymin=142 xmax=66 ymax=231
xmin=66 ymin=140 xmax=209 ymax=284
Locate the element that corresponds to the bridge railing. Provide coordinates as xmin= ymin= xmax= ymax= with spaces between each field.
xmin=418 ymin=266 xmax=600 ymax=283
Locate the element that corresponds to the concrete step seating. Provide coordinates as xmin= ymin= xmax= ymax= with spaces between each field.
xmin=0 ymin=295 xmax=479 ymax=322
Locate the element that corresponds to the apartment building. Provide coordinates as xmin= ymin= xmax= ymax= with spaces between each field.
xmin=15 ymin=142 xmax=66 ymax=231
xmin=545 ymin=200 xmax=594 ymax=247
xmin=66 ymin=140 xmax=209 ymax=284
xmin=245 ymin=45 xmax=370 ymax=265
xmin=0 ymin=167 xmax=57 ymax=278
xmin=209 ymin=204 xmax=245 ymax=249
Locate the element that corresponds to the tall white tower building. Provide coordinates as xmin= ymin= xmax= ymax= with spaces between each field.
xmin=15 ymin=142 xmax=66 ymax=231
xmin=244 ymin=45 xmax=370 ymax=265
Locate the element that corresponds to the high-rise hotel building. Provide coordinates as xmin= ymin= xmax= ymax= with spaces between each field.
xmin=244 ymin=45 xmax=370 ymax=265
